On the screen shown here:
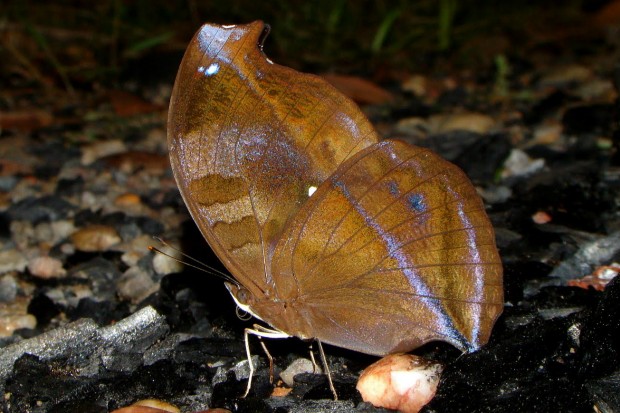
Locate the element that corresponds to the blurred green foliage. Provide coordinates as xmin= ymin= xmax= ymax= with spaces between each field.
xmin=1 ymin=0 xmax=585 ymax=89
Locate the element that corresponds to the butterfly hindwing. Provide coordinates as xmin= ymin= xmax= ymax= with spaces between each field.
xmin=267 ymin=140 xmax=503 ymax=355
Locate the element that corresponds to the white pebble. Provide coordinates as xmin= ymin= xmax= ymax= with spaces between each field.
xmin=357 ymin=353 xmax=443 ymax=413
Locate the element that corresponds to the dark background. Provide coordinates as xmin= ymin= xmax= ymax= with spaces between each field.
xmin=1 ymin=0 xmax=614 ymax=93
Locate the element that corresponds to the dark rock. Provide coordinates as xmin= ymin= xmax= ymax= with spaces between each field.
xmin=0 ymin=213 xmax=9 ymax=239
xmin=548 ymin=231 xmax=620 ymax=281
xmin=101 ymin=212 xmax=165 ymax=239
xmin=512 ymin=161 xmax=614 ymax=233
xmin=424 ymin=311 xmax=592 ymax=413
xmin=437 ymin=86 xmax=468 ymax=107
xmin=0 ymin=176 xmax=18 ymax=192
xmin=586 ymin=370 xmax=620 ymax=413
xmin=6 ymin=196 xmax=77 ymax=224
xmin=66 ymin=298 xmax=129 ymax=325
xmin=454 ymin=133 xmax=512 ymax=183
xmin=27 ymin=291 xmax=60 ymax=327
xmin=55 ymin=176 xmax=85 ymax=197
xmin=67 ymin=257 xmax=122 ymax=302
xmin=579 ymin=276 xmax=620 ymax=378
xmin=562 ymin=103 xmax=614 ymax=135
xmin=524 ymin=90 xmax=571 ymax=125
xmin=406 ymin=130 xmax=483 ymax=161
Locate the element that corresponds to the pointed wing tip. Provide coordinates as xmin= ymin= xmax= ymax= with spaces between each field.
xmin=195 ymin=20 xmax=268 ymax=45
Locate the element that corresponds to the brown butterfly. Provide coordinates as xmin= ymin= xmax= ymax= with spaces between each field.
xmin=167 ymin=21 xmax=503 ymax=396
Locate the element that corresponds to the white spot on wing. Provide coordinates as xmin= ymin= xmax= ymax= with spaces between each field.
xmin=206 ymin=63 xmax=220 ymax=76
xmin=308 ymin=186 xmax=317 ymax=197
xmin=197 ymin=63 xmax=220 ymax=76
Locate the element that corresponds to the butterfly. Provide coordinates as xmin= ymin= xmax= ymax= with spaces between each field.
xmin=167 ymin=21 xmax=503 ymax=397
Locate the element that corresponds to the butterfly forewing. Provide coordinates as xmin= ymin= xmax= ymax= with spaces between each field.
xmin=168 ymin=22 xmax=380 ymax=297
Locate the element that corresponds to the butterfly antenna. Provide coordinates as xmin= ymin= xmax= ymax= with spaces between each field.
xmin=150 ymin=236 xmax=238 ymax=285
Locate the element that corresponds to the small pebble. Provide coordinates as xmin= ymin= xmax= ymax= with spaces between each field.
xmin=28 ymin=256 xmax=67 ymax=279
xmin=0 ymin=313 xmax=37 ymax=337
xmin=152 ymin=249 xmax=184 ymax=275
xmin=0 ymin=275 xmax=18 ymax=302
xmin=50 ymin=220 xmax=77 ymax=242
xmin=356 ymin=353 xmax=443 ymax=413
xmin=428 ymin=112 xmax=496 ymax=135
xmin=574 ymin=78 xmax=614 ymax=100
xmin=0 ymin=175 xmax=18 ymax=192
xmin=71 ymin=225 xmax=122 ymax=252
xmin=116 ymin=266 xmax=158 ymax=303
xmin=477 ymin=185 xmax=512 ymax=204
xmin=531 ymin=122 xmax=563 ymax=147
xmin=0 ymin=296 xmax=37 ymax=337
xmin=538 ymin=64 xmax=592 ymax=87
xmin=532 ymin=211 xmax=552 ymax=225
xmin=59 ymin=242 xmax=76 ymax=255
xmin=80 ymin=191 xmax=98 ymax=209
xmin=110 ymin=408 xmax=165 ymax=413
xmin=10 ymin=220 xmax=35 ymax=250
xmin=120 ymin=234 xmax=154 ymax=267
xmin=115 ymin=192 xmax=142 ymax=207
xmin=271 ymin=387 xmax=293 ymax=397
xmin=0 ymin=249 xmax=28 ymax=273
xmin=501 ymin=149 xmax=545 ymax=179
xmin=81 ymin=139 xmax=127 ymax=165
xmin=401 ymin=74 xmax=428 ymax=97
xmin=393 ymin=117 xmax=429 ymax=137
xmin=140 ymin=127 xmax=167 ymax=152
xmin=110 ymin=399 xmax=180 ymax=413
xmin=280 ymin=358 xmax=321 ymax=387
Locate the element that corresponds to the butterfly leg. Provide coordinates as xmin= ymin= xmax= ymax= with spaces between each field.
xmin=308 ymin=342 xmax=319 ymax=373
xmin=259 ymin=339 xmax=275 ymax=384
xmin=242 ymin=324 xmax=290 ymax=398
xmin=317 ymin=339 xmax=338 ymax=400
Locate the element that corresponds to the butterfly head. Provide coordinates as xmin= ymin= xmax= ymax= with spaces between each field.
xmin=224 ymin=282 xmax=267 ymax=323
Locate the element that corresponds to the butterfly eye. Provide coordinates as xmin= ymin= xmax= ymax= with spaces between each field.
xmin=236 ymin=287 xmax=251 ymax=305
